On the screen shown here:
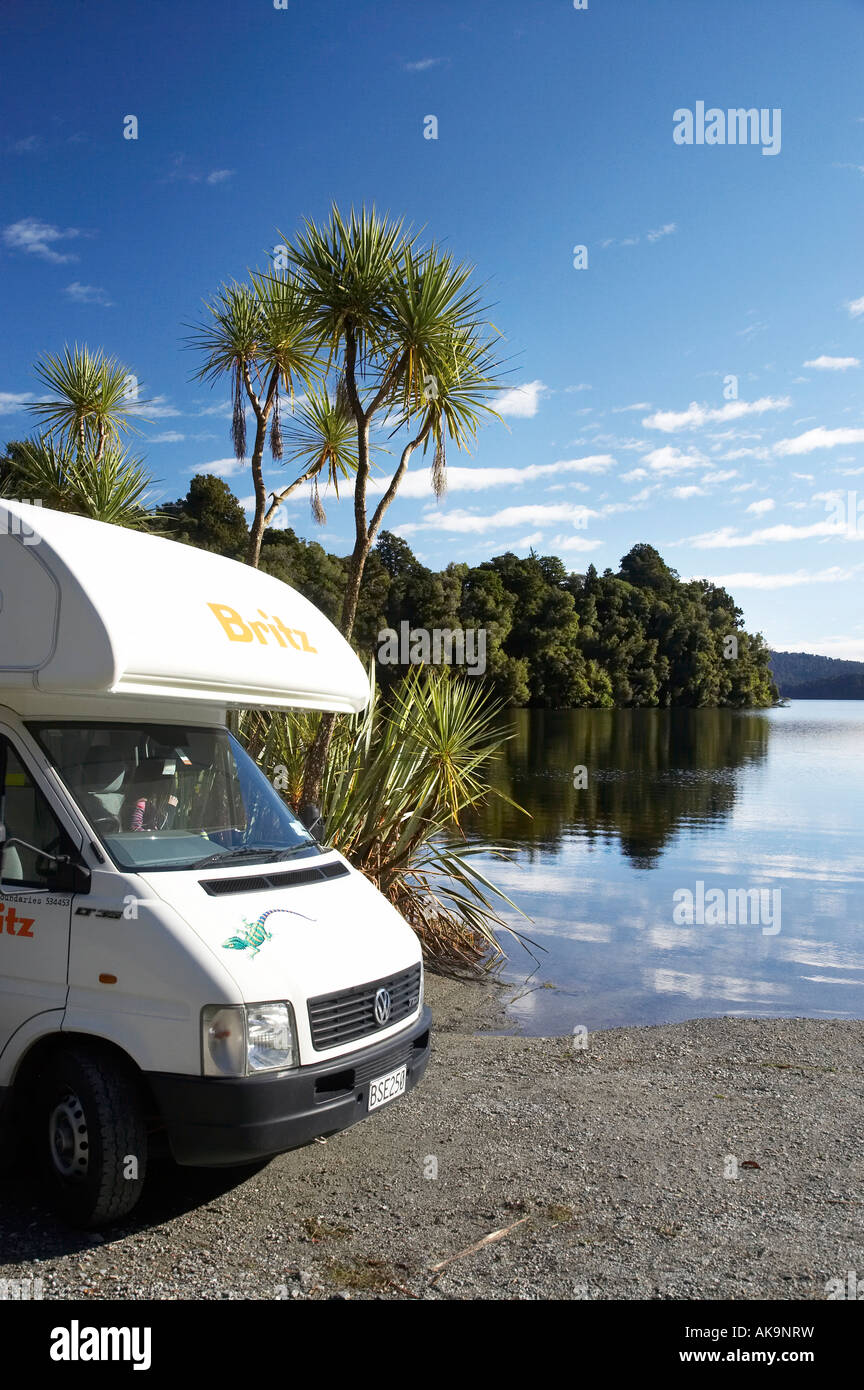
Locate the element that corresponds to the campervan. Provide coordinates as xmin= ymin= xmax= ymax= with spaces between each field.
xmin=0 ymin=501 xmax=430 ymax=1226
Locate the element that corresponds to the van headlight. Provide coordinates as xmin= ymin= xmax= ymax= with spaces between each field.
xmin=202 ymin=1002 xmax=298 ymax=1076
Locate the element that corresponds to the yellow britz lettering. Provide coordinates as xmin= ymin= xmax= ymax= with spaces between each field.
xmin=207 ymin=603 xmax=317 ymax=653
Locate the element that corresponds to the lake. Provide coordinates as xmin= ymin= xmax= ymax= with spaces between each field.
xmin=466 ymin=701 xmax=864 ymax=1034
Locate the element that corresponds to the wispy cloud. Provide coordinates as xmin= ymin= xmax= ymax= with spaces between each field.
xmin=646 ymin=222 xmax=677 ymax=242
xmin=775 ymin=426 xmax=864 ymax=456
xmin=2 ymin=216 xmax=87 ymax=263
xmin=64 ymin=281 xmax=113 ymax=306
xmin=366 ymin=454 xmax=613 ymax=498
xmin=148 ymin=431 xmax=185 ymax=444
xmin=402 ymin=57 xmax=445 ymax=71
xmin=803 ymin=355 xmax=859 ymax=371
xmin=642 ymin=445 xmax=707 ymax=474
xmin=0 ymin=391 xmax=34 ymax=415
xmin=127 ymin=395 xmax=181 ymax=420
xmin=644 ymin=397 xmax=789 ymax=432
xmin=10 ymin=135 xmax=41 ymax=154
xmin=397 ymin=502 xmax=598 ymax=536
xmin=681 ymin=519 xmax=851 ymax=549
xmin=702 ymin=564 xmax=864 ymax=590
xmin=496 ymin=379 xmax=548 ymax=418
xmin=163 ymin=156 xmax=235 ymax=185
xmin=745 ymin=498 xmax=775 ymax=515
xmin=846 ymin=296 xmax=864 ymax=318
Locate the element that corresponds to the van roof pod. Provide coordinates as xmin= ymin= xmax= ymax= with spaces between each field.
xmin=0 ymin=502 xmax=370 ymax=714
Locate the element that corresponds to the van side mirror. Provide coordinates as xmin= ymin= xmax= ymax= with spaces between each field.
xmin=0 ymin=832 xmax=90 ymax=895
xmin=298 ymin=802 xmax=326 ymax=844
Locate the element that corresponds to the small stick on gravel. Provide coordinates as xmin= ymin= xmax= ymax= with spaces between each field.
xmin=428 ymin=1216 xmax=530 ymax=1284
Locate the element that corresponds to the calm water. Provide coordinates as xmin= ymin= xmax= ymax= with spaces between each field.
xmin=466 ymin=702 xmax=864 ymax=1033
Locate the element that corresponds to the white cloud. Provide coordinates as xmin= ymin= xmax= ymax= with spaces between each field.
xmin=550 ymin=533 xmax=605 ymax=552
xmin=515 ymin=532 xmax=544 ymax=548
xmin=643 ymin=445 xmax=706 ymax=474
xmin=0 ymin=391 xmax=34 ymax=414
xmin=669 ymin=485 xmax=705 ymax=499
xmin=701 ymin=469 xmax=738 ymax=483
xmin=847 ymin=296 xmax=864 ymax=318
xmin=775 ymin=426 xmax=864 ymax=456
xmin=681 ymin=518 xmax=850 ymax=549
xmin=745 ymin=498 xmax=775 ymax=515
xmin=612 ymin=402 xmax=652 ymax=413
xmin=128 ymin=395 xmax=182 ymax=419
xmin=496 ymin=379 xmax=547 ymax=418
xmin=149 ymin=431 xmax=185 ymax=444
xmin=703 ymin=564 xmax=864 ymax=590
xmin=366 ymin=454 xmax=613 ymax=498
xmin=64 ymin=281 xmax=113 ymax=306
xmin=397 ymin=502 xmax=598 ymax=536
xmin=205 ymin=169 xmax=234 ymax=184
xmin=402 ymin=57 xmax=444 ymax=71
xmin=565 ymin=383 xmax=593 ymax=393
xmin=646 ymin=222 xmax=677 ymax=242
xmin=198 ymin=457 xmax=247 ymax=477
xmin=643 ymin=396 xmax=789 ymax=433
xmin=2 ymin=216 xmax=85 ymax=263
xmin=803 ymin=355 xmax=859 ymax=371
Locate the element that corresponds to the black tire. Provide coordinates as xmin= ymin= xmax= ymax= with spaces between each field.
xmin=34 ymin=1045 xmax=147 ymax=1228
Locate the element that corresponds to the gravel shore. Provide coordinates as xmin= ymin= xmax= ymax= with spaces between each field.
xmin=2 ymin=974 xmax=862 ymax=1301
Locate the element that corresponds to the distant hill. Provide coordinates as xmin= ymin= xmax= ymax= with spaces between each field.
xmin=770 ymin=650 xmax=864 ymax=699
xmin=777 ymin=672 xmax=864 ymax=699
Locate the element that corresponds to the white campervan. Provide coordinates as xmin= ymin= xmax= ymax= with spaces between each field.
xmin=0 ymin=501 xmax=430 ymax=1226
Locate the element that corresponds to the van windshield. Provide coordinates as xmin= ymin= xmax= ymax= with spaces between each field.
xmin=27 ymin=721 xmax=318 ymax=872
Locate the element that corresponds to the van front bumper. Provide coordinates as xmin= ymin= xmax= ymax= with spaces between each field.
xmin=146 ymin=1008 xmax=432 ymax=1167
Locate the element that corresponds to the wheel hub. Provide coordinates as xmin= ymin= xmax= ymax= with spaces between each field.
xmin=48 ymin=1092 xmax=89 ymax=1179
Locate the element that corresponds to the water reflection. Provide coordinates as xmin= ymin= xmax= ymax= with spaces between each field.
xmin=466 ymin=703 xmax=864 ymax=1031
xmin=472 ymin=708 xmax=770 ymax=867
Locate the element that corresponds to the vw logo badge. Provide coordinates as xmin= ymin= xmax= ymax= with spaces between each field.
xmin=374 ymin=987 xmax=392 ymax=1025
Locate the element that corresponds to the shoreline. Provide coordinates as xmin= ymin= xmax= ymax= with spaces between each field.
xmin=1 ymin=971 xmax=862 ymax=1300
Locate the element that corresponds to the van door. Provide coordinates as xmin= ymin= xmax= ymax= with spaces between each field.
xmin=0 ymin=736 xmax=77 ymax=1058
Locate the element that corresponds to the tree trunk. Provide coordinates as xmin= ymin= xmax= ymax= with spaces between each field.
xmin=244 ymin=366 xmax=278 ymax=568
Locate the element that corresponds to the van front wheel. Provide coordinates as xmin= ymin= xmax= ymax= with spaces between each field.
xmin=35 ymin=1046 xmax=147 ymax=1227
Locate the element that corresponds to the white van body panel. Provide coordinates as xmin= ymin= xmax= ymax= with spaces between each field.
xmin=138 ymin=853 xmax=423 ymax=1063
xmin=0 ymin=501 xmax=370 ymax=714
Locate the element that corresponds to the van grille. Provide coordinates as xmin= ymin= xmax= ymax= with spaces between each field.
xmin=308 ymin=964 xmax=422 ymax=1051
xmin=199 ymin=860 xmax=349 ymax=896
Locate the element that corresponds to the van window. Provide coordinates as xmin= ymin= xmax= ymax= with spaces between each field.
xmin=27 ymin=722 xmax=318 ymax=873
xmin=0 ymin=740 xmax=70 ymax=888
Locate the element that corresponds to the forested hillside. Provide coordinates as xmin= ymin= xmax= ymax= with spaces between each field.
xmin=769 ymin=649 xmax=864 ymax=695
xmin=164 ymin=475 xmax=779 ymax=710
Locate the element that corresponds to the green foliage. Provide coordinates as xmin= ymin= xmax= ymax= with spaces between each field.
xmin=239 ymin=668 xmax=533 ymax=970
xmin=1 ymin=436 xmax=155 ymax=527
xmin=160 ymin=474 xmax=250 ymax=557
xmin=27 ymin=344 xmax=142 ymax=460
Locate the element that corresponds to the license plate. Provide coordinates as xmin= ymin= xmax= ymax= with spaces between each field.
xmin=368 ymin=1064 xmax=407 ymax=1111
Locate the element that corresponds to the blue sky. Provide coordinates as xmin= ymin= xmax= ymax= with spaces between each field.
xmin=2 ymin=0 xmax=864 ymax=656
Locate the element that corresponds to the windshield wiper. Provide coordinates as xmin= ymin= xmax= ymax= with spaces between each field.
xmin=190 ymin=843 xmax=314 ymax=870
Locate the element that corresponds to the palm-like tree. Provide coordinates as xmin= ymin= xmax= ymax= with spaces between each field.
xmin=28 ymin=344 xmax=141 ymax=463
xmin=280 ymin=206 xmax=505 ymax=802
xmin=187 ymin=273 xmax=321 ymax=566
xmin=5 ymin=437 xmax=154 ymax=527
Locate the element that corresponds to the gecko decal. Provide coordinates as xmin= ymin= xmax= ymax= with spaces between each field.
xmin=222 ymin=907 xmax=315 ymax=959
